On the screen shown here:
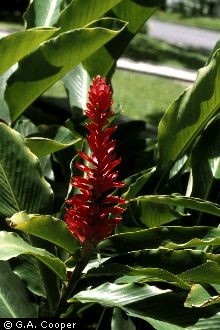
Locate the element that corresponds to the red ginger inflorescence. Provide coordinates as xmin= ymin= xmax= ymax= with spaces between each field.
xmin=65 ymin=76 xmax=127 ymax=245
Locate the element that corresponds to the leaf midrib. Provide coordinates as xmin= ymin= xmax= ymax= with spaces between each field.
xmin=0 ymin=160 xmax=20 ymax=212
xmin=0 ymin=292 xmax=17 ymax=318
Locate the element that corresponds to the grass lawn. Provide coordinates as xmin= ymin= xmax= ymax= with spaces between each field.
xmin=43 ymin=70 xmax=189 ymax=125
xmin=123 ymin=34 xmax=208 ymax=71
xmin=112 ymin=69 xmax=189 ymax=124
xmin=154 ymin=10 xmax=220 ymax=31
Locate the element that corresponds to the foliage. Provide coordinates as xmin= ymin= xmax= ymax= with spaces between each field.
xmin=0 ymin=0 xmax=220 ymax=328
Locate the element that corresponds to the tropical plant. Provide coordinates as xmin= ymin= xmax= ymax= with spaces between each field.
xmin=0 ymin=0 xmax=220 ymax=328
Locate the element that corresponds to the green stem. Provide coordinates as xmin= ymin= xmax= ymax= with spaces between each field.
xmin=54 ymin=241 xmax=95 ymax=318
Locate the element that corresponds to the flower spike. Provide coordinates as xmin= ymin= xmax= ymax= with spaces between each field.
xmin=65 ymin=76 xmax=127 ymax=245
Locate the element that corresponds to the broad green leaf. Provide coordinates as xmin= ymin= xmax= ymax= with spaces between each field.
xmin=144 ymin=317 xmax=184 ymax=330
xmin=83 ymin=0 xmax=160 ymax=77
xmin=74 ymin=282 xmax=215 ymax=327
xmin=179 ymin=261 xmax=220 ymax=286
xmin=0 ymin=68 xmax=13 ymax=122
xmin=5 ymin=18 xmax=126 ymax=121
xmin=99 ymin=226 xmax=220 ymax=255
xmin=122 ymin=167 xmax=156 ymax=200
xmin=0 ymin=261 xmax=37 ymax=317
xmin=158 ymin=49 xmax=220 ymax=172
xmin=86 ymin=263 xmax=189 ymax=290
xmin=103 ymin=248 xmax=220 ymax=275
xmin=0 ymin=123 xmax=53 ymax=217
xmin=9 ymin=212 xmax=78 ymax=254
xmin=13 ymin=255 xmax=46 ymax=297
xmin=62 ymin=64 xmax=91 ymax=112
xmin=188 ymin=312 xmax=220 ymax=329
xmin=127 ymin=198 xmax=181 ymax=228
xmin=14 ymin=117 xmax=38 ymax=137
xmin=25 ymin=0 xmax=64 ymax=28
xmin=185 ymin=284 xmax=220 ymax=308
xmin=26 ymin=125 xmax=81 ymax=157
xmin=111 ymin=308 xmax=136 ymax=330
xmin=124 ymin=291 xmax=215 ymax=329
xmin=0 ymin=28 xmax=57 ymax=75
xmin=191 ymin=119 xmax=220 ymax=200
xmin=0 ymin=231 xmax=66 ymax=280
xmin=73 ymin=282 xmax=170 ymax=306
xmin=55 ymin=0 xmax=122 ymax=34
xmin=131 ymin=194 xmax=220 ymax=227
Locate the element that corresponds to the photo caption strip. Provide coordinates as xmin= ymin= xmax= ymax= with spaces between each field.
xmin=2 ymin=320 xmax=77 ymax=330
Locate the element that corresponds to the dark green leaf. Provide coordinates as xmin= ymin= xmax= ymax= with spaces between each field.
xmin=0 ymin=28 xmax=57 ymax=74
xmin=0 ymin=261 xmax=37 ymax=317
xmin=55 ymin=0 xmax=122 ymax=33
xmin=13 ymin=255 xmax=46 ymax=297
xmin=26 ymin=125 xmax=81 ymax=157
xmin=9 ymin=212 xmax=78 ymax=254
xmin=0 ymin=231 xmax=66 ymax=280
xmin=180 ymin=261 xmax=220 ymax=286
xmin=131 ymin=194 xmax=220 ymax=227
xmin=99 ymin=226 xmax=220 ymax=255
xmin=83 ymin=0 xmax=161 ymax=77
xmin=5 ymin=18 xmax=126 ymax=121
xmin=122 ymin=167 xmax=156 ymax=200
xmin=25 ymin=0 xmax=63 ymax=28
xmin=111 ymin=307 xmax=136 ymax=330
xmin=0 ymin=123 xmax=53 ymax=217
xmin=158 ymin=49 xmax=220 ymax=172
xmin=86 ymin=263 xmax=189 ymax=290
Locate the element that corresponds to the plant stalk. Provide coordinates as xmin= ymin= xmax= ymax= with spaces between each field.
xmin=54 ymin=241 xmax=95 ymax=318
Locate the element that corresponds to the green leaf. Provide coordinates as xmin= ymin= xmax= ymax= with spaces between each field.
xmin=111 ymin=308 xmax=136 ymax=330
xmin=26 ymin=125 xmax=81 ymax=157
xmin=5 ymin=18 xmax=126 ymax=121
xmin=0 ymin=28 xmax=57 ymax=75
xmin=62 ymin=64 xmax=91 ymax=112
xmin=179 ymin=261 xmax=220 ymax=286
xmin=25 ymin=0 xmax=64 ymax=28
xmin=0 ymin=123 xmax=53 ymax=217
xmin=127 ymin=198 xmax=180 ymax=228
xmin=9 ymin=212 xmax=78 ymax=254
xmin=185 ymin=284 xmax=220 ymax=308
xmin=55 ymin=0 xmax=123 ymax=34
xmin=124 ymin=291 xmax=215 ymax=329
xmin=122 ymin=167 xmax=156 ymax=200
xmin=102 ymin=248 xmax=220 ymax=275
xmin=86 ymin=263 xmax=189 ymax=290
xmin=0 ymin=231 xmax=66 ymax=280
xmin=72 ymin=282 xmax=170 ymax=306
xmin=83 ymin=0 xmax=160 ymax=77
xmin=158 ymin=49 xmax=220 ymax=172
xmin=144 ymin=317 xmax=184 ymax=330
xmin=131 ymin=194 xmax=220 ymax=227
xmin=0 ymin=261 xmax=37 ymax=317
xmin=191 ymin=119 xmax=220 ymax=200
xmin=14 ymin=118 xmax=38 ymax=137
xmin=13 ymin=255 xmax=46 ymax=297
xmin=188 ymin=312 xmax=220 ymax=329
xmin=99 ymin=226 xmax=220 ymax=255
xmin=0 ymin=69 xmax=12 ymax=122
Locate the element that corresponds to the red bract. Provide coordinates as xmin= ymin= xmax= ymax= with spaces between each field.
xmin=65 ymin=76 xmax=127 ymax=245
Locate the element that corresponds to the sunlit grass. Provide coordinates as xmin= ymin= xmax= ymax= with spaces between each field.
xmin=112 ymin=69 xmax=189 ymax=124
